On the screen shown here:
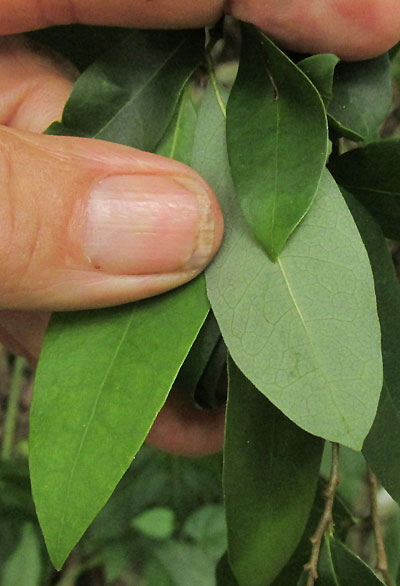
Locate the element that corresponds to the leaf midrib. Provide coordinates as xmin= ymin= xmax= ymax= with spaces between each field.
xmin=278 ymin=258 xmax=354 ymax=442
xmin=93 ymin=35 xmax=188 ymax=140
xmin=54 ymin=310 xmax=135 ymax=557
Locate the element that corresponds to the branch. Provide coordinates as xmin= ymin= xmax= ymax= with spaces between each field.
xmin=367 ymin=469 xmax=394 ymax=586
xmin=304 ymin=443 xmax=340 ymax=586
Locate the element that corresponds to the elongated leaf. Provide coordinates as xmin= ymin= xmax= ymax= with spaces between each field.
xmin=342 ymin=192 xmax=400 ymax=503
xmin=31 ymin=62 xmax=209 ymax=567
xmin=328 ymin=54 xmax=392 ymax=143
xmin=271 ymin=479 xmax=355 ymax=586
xmin=194 ymin=82 xmax=382 ymax=449
xmin=298 ymin=54 xmax=340 ymax=106
xmin=30 ymin=282 xmax=209 ymax=568
xmin=226 ymin=24 xmax=328 ymax=260
xmin=46 ymin=29 xmax=205 ymax=151
xmin=318 ymin=536 xmax=384 ymax=585
xmin=330 ymin=140 xmax=400 ymax=240
xmin=224 ymin=359 xmax=323 ymax=586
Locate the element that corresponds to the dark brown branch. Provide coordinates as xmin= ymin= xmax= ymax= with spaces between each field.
xmin=304 ymin=443 xmax=340 ymax=586
xmin=367 ymin=469 xmax=394 ymax=586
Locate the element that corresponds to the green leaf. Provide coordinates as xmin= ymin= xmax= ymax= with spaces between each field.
xmin=131 ymin=508 xmax=175 ymax=540
xmin=175 ymin=311 xmax=221 ymax=399
xmin=342 ymin=192 xmax=400 ymax=503
xmin=182 ymin=505 xmax=227 ymax=561
xmin=216 ymin=554 xmax=240 ymax=586
xmin=31 ymin=34 xmax=209 ymax=568
xmin=318 ymin=536 xmax=384 ymax=585
xmin=226 ymin=24 xmax=328 ymax=260
xmin=224 ymin=359 xmax=323 ymax=586
xmin=46 ymin=29 xmax=205 ymax=151
xmin=27 ymin=25 xmax=129 ymax=71
xmin=329 ymin=140 xmax=400 ymax=241
xmin=328 ymin=55 xmax=392 ymax=143
xmin=1 ymin=523 xmax=42 ymax=586
xmin=194 ymin=81 xmax=382 ymax=449
xmin=30 ymin=281 xmax=209 ymax=569
xmin=298 ymin=54 xmax=340 ymax=106
xmin=320 ymin=444 xmax=366 ymax=507
xmin=156 ymin=83 xmax=198 ymax=163
xmin=154 ymin=541 xmax=217 ymax=586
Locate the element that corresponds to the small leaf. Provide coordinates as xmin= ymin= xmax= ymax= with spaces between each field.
xmin=318 ymin=536 xmax=384 ymax=585
xmin=298 ymin=54 xmax=340 ymax=106
xmin=224 ymin=359 xmax=323 ymax=586
xmin=183 ymin=505 xmax=227 ymax=561
xmin=131 ymin=508 xmax=175 ymax=540
xmin=330 ymin=139 xmax=400 ymax=240
xmin=342 ymin=191 xmax=400 ymax=504
xmin=1 ymin=523 xmax=42 ymax=586
xmin=226 ymin=24 xmax=328 ymax=260
xmin=328 ymin=54 xmax=392 ymax=142
xmin=194 ymin=82 xmax=382 ymax=449
xmin=46 ymin=29 xmax=205 ymax=151
xmin=154 ymin=541 xmax=216 ymax=586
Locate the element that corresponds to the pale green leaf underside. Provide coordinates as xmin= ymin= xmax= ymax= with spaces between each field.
xmin=194 ymin=83 xmax=382 ymax=449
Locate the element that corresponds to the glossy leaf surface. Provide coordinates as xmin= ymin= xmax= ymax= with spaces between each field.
xmin=227 ymin=24 xmax=328 ymax=260
xmin=318 ymin=536 xmax=384 ymax=585
xmin=330 ymin=140 xmax=400 ymax=240
xmin=31 ymin=63 xmax=209 ymax=567
xmin=328 ymin=55 xmax=392 ymax=142
xmin=195 ymin=82 xmax=382 ymax=449
xmin=342 ymin=192 xmax=400 ymax=503
xmin=224 ymin=359 xmax=323 ymax=586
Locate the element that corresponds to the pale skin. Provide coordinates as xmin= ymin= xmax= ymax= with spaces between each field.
xmin=0 ymin=0 xmax=398 ymax=456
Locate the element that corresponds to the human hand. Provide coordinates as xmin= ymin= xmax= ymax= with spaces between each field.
xmin=0 ymin=0 xmax=398 ymax=457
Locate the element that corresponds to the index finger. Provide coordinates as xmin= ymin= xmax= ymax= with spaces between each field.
xmin=0 ymin=0 xmax=223 ymax=34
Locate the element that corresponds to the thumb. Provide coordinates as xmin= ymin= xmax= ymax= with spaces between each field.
xmin=0 ymin=127 xmax=223 ymax=310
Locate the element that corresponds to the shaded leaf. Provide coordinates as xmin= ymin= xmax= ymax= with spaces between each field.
xmin=341 ymin=192 xmax=400 ymax=503
xmin=224 ymin=359 xmax=323 ymax=586
xmin=226 ymin=24 xmax=328 ymax=260
xmin=27 ymin=25 xmax=128 ymax=71
xmin=328 ymin=55 xmax=392 ymax=142
xmin=330 ymin=140 xmax=400 ymax=240
xmin=46 ymin=29 xmax=205 ymax=152
xmin=175 ymin=311 xmax=221 ymax=400
xmin=154 ymin=541 xmax=216 ymax=586
xmin=216 ymin=554 xmax=240 ymax=586
xmin=298 ymin=54 xmax=340 ymax=106
xmin=235 ymin=477 xmax=354 ymax=586
xmin=318 ymin=536 xmax=384 ymax=585
xmin=182 ymin=504 xmax=227 ymax=561
xmin=320 ymin=444 xmax=366 ymax=507
xmin=1 ymin=523 xmax=42 ymax=586
xmin=194 ymin=81 xmax=382 ymax=448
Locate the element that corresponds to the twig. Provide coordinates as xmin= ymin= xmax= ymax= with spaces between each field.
xmin=304 ymin=443 xmax=340 ymax=586
xmin=1 ymin=356 xmax=25 ymax=460
xmin=367 ymin=468 xmax=394 ymax=586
